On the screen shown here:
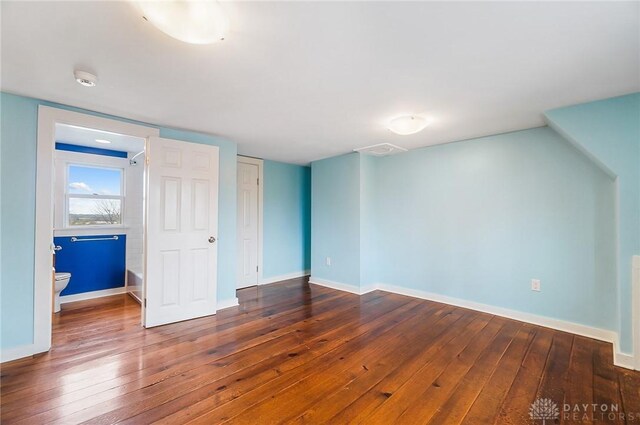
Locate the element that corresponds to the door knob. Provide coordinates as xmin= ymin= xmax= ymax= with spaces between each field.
xmin=208 ymin=236 xmax=216 ymax=243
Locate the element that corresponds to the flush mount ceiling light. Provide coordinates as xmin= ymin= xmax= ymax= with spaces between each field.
xmin=387 ymin=115 xmax=429 ymax=136
xmin=95 ymin=139 xmax=112 ymax=144
xmin=134 ymin=0 xmax=229 ymax=45
xmin=74 ymin=70 xmax=97 ymax=87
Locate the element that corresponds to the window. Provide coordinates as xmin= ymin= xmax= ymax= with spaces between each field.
xmin=66 ymin=164 xmax=124 ymax=226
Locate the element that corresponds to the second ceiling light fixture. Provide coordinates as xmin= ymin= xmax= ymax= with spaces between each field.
xmin=387 ymin=115 xmax=430 ymax=136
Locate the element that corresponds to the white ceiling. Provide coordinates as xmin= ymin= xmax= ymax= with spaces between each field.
xmin=2 ymin=1 xmax=638 ymax=165
xmin=55 ymin=123 xmax=146 ymax=153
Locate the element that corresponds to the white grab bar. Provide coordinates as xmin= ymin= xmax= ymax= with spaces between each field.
xmin=70 ymin=235 xmax=119 ymax=242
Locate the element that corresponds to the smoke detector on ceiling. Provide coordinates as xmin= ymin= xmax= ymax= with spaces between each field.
xmin=354 ymin=143 xmax=408 ymax=157
xmin=74 ymin=70 xmax=97 ymax=87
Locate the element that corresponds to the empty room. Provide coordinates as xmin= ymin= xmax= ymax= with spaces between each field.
xmin=1 ymin=1 xmax=639 ymax=424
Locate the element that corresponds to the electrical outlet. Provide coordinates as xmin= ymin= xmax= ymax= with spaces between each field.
xmin=531 ymin=279 xmax=541 ymax=292
xmin=326 ymin=257 xmax=331 ymax=266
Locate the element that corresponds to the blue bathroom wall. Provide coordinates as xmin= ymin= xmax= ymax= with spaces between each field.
xmin=55 ymin=142 xmax=128 ymax=158
xmin=53 ymin=235 xmax=126 ymax=295
xmin=52 ymin=145 xmax=129 ymax=296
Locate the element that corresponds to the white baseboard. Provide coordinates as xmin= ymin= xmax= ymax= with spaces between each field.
xmin=1 ymin=343 xmax=39 ymax=363
xmin=308 ymin=276 xmax=362 ymax=295
xmin=60 ymin=286 xmax=127 ymax=304
xmin=127 ymin=291 xmax=142 ymax=304
xmin=309 ymin=277 xmax=635 ymax=370
xmin=613 ymin=336 xmax=635 ymax=369
xmin=376 ymin=282 xmax=617 ymax=342
xmin=217 ymin=297 xmax=239 ymax=311
xmin=4 ymin=296 xmax=237 ymax=362
xmin=260 ymin=270 xmax=310 ymax=286
xmin=360 ymin=283 xmax=378 ymax=295
xmin=3 ymin=288 xmax=128 ymax=363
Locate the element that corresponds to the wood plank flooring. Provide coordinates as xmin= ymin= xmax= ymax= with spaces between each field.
xmin=1 ymin=277 xmax=639 ymax=424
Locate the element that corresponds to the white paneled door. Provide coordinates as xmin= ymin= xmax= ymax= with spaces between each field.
xmin=237 ymin=161 xmax=259 ymax=288
xmin=145 ymin=137 xmax=219 ymax=327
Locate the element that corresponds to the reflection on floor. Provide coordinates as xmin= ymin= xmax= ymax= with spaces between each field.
xmin=1 ymin=277 xmax=639 ymax=423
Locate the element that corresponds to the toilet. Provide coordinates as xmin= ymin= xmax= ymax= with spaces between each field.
xmin=54 ymin=272 xmax=71 ymax=313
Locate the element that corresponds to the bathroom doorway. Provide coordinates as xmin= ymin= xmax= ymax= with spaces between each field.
xmin=51 ymin=123 xmax=147 ymax=313
xmin=34 ymin=107 xmax=222 ymax=356
xmin=34 ymin=107 xmax=159 ymax=353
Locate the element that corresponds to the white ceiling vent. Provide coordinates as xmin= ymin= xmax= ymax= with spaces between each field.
xmin=354 ymin=143 xmax=407 ymax=157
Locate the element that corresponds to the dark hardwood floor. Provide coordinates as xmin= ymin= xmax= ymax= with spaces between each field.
xmin=1 ymin=277 xmax=639 ymax=424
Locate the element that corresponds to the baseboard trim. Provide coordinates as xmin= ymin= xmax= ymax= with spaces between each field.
xmin=60 ymin=286 xmax=127 ymax=304
xmin=260 ymin=270 xmax=310 ymax=286
xmin=308 ymin=276 xmax=362 ymax=295
xmin=309 ymin=277 xmax=635 ymax=370
xmin=1 ymin=344 xmax=38 ymax=363
xmin=217 ymin=297 xmax=239 ymax=311
xmin=613 ymin=336 xmax=635 ymax=369
xmin=376 ymin=282 xmax=616 ymax=342
xmin=4 ymin=296 xmax=238 ymax=362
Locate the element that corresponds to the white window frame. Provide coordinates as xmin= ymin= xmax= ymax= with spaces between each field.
xmin=53 ymin=149 xmax=129 ymax=235
xmin=65 ymin=163 xmax=125 ymax=228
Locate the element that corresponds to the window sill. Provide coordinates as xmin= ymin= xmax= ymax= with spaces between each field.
xmin=54 ymin=227 xmax=130 ymax=237
xmin=56 ymin=225 xmax=128 ymax=230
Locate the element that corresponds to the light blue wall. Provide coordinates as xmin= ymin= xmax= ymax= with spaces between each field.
xmin=374 ymin=127 xmax=617 ymax=330
xmin=311 ymin=126 xmax=617 ymax=333
xmin=1 ymin=94 xmax=38 ymax=348
xmin=0 ymin=92 xmax=237 ymax=350
xmin=262 ymin=160 xmax=311 ymax=278
xmin=311 ymin=153 xmax=362 ymax=286
xmin=311 ymin=153 xmax=378 ymax=289
xmin=359 ymin=154 xmax=377 ymax=287
xmin=545 ymin=92 xmax=640 ymax=353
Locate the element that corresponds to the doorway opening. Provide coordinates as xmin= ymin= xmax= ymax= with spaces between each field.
xmin=34 ymin=107 xmax=159 ymax=354
xmin=35 ymin=107 xmax=222 ymax=356
xmin=52 ymin=122 xmax=146 ymax=318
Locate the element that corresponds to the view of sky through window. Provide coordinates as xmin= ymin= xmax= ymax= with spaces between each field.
xmin=67 ymin=165 xmax=123 ymax=224
xmin=68 ymin=165 xmax=122 ymax=195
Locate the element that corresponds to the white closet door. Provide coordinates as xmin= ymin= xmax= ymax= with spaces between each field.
xmin=236 ymin=161 xmax=259 ymax=288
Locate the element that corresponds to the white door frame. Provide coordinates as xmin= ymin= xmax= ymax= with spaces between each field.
xmin=237 ymin=156 xmax=263 ymax=285
xmin=633 ymin=255 xmax=640 ymax=370
xmin=29 ymin=106 xmax=159 ymax=359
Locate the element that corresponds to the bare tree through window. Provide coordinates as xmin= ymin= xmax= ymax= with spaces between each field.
xmin=93 ymin=199 xmax=122 ymax=224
